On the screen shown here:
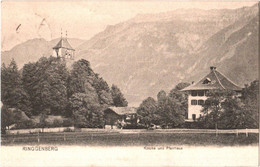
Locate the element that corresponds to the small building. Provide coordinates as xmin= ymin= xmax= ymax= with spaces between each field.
xmin=52 ymin=34 xmax=75 ymax=60
xmin=181 ymin=66 xmax=242 ymax=121
xmin=103 ymin=107 xmax=137 ymax=129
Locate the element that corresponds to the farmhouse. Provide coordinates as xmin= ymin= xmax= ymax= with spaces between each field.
xmin=181 ymin=66 xmax=242 ymax=121
xmin=103 ymin=107 xmax=137 ymax=129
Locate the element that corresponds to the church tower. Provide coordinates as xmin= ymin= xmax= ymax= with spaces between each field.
xmin=53 ymin=30 xmax=75 ymax=60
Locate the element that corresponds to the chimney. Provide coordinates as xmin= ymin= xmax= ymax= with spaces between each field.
xmin=210 ymin=66 xmax=216 ymax=71
xmin=191 ymin=81 xmax=194 ymax=84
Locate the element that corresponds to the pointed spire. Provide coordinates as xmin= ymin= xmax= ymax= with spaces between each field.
xmin=66 ymin=30 xmax=67 ymax=39
xmin=61 ymin=28 xmax=63 ymax=38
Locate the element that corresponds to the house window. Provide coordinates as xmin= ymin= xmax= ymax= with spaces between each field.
xmin=198 ymin=91 xmax=204 ymax=96
xmin=191 ymin=100 xmax=197 ymax=105
xmin=203 ymin=78 xmax=211 ymax=84
xmin=191 ymin=91 xmax=197 ymax=96
xmin=205 ymin=90 xmax=209 ymax=96
xmin=198 ymin=100 xmax=204 ymax=105
xmin=192 ymin=114 xmax=196 ymax=120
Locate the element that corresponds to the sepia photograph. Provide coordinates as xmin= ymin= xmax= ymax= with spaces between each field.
xmin=1 ymin=0 xmax=259 ymax=166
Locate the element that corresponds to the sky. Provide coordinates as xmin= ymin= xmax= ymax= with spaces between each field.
xmin=1 ymin=0 xmax=258 ymax=51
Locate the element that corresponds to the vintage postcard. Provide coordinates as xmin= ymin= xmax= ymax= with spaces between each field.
xmin=1 ymin=0 xmax=259 ymax=166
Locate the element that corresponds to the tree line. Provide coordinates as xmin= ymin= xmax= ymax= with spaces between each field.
xmin=137 ymin=82 xmax=190 ymax=128
xmin=136 ymin=80 xmax=259 ymax=129
xmin=1 ymin=57 xmax=258 ymax=131
xmin=197 ymin=81 xmax=259 ymax=129
xmin=1 ymin=57 xmax=128 ymax=131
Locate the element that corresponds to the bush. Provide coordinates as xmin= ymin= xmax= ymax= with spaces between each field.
xmin=183 ymin=122 xmax=202 ymax=129
xmin=52 ymin=119 xmax=63 ymax=127
xmin=63 ymin=119 xmax=73 ymax=127
xmin=64 ymin=127 xmax=74 ymax=132
xmin=15 ymin=120 xmax=36 ymax=129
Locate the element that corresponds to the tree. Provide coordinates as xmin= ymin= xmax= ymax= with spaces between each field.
xmin=157 ymin=96 xmax=185 ymax=128
xmin=22 ymin=57 xmax=69 ymax=115
xmin=68 ymin=59 xmax=113 ymax=107
xmin=218 ymin=97 xmax=251 ymax=129
xmin=21 ymin=62 xmax=37 ymax=114
xmin=41 ymin=59 xmax=69 ymax=115
xmin=68 ymin=59 xmax=94 ymax=96
xmin=94 ymin=77 xmax=113 ymax=106
xmin=1 ymin=59 xmax=32 ymax=116
xmin=69 ymin=93 xmax=104 ymax=128
xmin=241 ymin=80 xmax=259 ymax=128
xmin=137 ymin=97 xmax=159 ymax=127
xmin=138 ymin=86 xmax=187 ymax=129
xmin=39 ymin=112 xmax=48 ymax=132
xmin=155 ymin=83 xmax=190 ymax=128
xmin=68 ymin=59 xmax=119 ymax=128
xmin=157 ymin=90 xmax=167 ymax=105
xmin=199 ymin=86 xmax=258 ymax=129
xmin=200 ymin=90 xmax=235 ymax=129
xmin=111 ymin=84 xmax=128 ymax=107
xmin=169 ymin=82 xmax=190 ymax=119
xmin=1 ymin=105 xmax=15 ymax=132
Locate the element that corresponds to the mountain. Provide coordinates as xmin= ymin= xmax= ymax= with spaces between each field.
xmin=188 ymin=15 xmax=258 ymax=86
xmin=2 ymin=4 xmax=258 ymax=106
xmin=75 ymin=4 xmax=258 ymax=106
xmin=2 ymin=38 xmax=85 ymax=68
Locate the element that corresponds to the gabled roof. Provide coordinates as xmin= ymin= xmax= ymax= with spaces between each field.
xmin=104 ymin=107 xmax=137 ymax=115
xmin=181 ymin=67 xmax=242 ymax=91
xmin=53 ymin=38 xmax=75 ymax=51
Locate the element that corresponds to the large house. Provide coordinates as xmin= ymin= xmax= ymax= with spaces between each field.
xmin=103 ymin=107 xmax=138 ymax=129
xmin=181 ymin=66 xmax=242 ymax=121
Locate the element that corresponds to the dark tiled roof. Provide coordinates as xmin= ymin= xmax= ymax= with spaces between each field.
xmin=53 ymin=38 xmax=75 ymax=50
xmin=181 ymin=68 xmax=242 ymax=91
xmin=104 ymin=107 xmax=137 ymax=115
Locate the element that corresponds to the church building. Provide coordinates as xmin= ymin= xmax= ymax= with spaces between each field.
xmin=53 ymin=31 xmax=75 ymax=60
xmin=181 ymin=66 xmax=242 ymax=121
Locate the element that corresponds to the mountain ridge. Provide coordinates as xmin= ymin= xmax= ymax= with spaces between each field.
xmin=2 ymin=4 xmax=258 ymax=106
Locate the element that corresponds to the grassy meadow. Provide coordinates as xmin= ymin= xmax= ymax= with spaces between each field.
xmin=1 ymin=131 xmax=258 ymax=146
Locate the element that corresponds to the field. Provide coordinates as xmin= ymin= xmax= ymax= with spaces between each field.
xmin=1 ymin=129 xmax=258 ymax=146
